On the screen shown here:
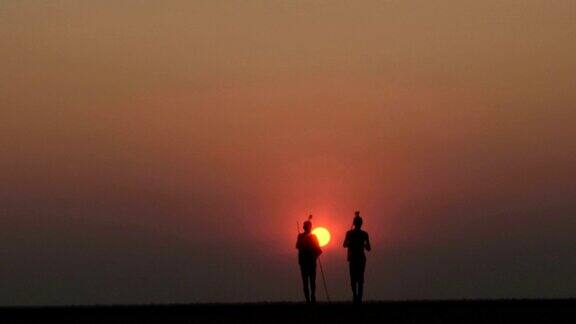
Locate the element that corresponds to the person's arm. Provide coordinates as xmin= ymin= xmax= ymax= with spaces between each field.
xmin=343 ymin=232 xmax=349 ymax=248
xmin=365 ymin=233 xmax=371 ymax=251
xmin=296 ymin=235 xmax=301 ymax=249
xmin=312 ymin=235 xmax=322 ymax=257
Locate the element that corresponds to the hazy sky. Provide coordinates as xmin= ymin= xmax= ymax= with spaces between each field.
xmin=1 ymin=0 xmax=575 ymax=305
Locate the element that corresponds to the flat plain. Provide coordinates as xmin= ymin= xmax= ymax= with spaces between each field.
xmin=1 ymin=299 xmax=575 ymax=323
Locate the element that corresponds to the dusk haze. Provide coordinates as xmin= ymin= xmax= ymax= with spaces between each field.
xmin=1 ymin=0 xmax=575 ymax=312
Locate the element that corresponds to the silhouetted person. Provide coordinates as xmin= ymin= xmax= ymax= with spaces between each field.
xmin=343 ymin=211 xmax=371 ymax=304
xmin=296 ymin=219 xmax=322 ymax=303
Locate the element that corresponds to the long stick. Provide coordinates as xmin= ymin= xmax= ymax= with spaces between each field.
xmin=318 ymin=257 xmax=331 ymax=303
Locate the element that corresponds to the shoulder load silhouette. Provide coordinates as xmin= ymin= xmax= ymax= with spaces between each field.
xmin=295 ymin=215 xmax=322 ymax=303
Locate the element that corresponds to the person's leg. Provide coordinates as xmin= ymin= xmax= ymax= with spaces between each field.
xmin=349 ymin=262 xmax=357 ymax=303
xmin=310 ymin=263 xmax=317 ymax=303
xmin=301 ymin=267 xmax=310 ymax=303
xmin=357 ymin=281 xmax=363 ymax=304
xmin=357 ymin=259 xmax=366 ymax=303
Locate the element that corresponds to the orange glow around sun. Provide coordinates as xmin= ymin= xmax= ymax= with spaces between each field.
xmin=312 ymin=227 xmax=331 ymax=247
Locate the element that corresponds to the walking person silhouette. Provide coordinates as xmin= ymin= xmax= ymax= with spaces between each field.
xmin=296 ymin=217 xmax=322 ymax=304
xmin=343 ymin=211 xmax=371 ymax=304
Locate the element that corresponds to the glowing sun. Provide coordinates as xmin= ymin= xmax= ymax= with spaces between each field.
xmin=312 ymin=227 xmax=331 ymax=247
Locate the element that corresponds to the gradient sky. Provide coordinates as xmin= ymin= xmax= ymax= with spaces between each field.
xmin=1 ymin=0 xmax=575 ymax=305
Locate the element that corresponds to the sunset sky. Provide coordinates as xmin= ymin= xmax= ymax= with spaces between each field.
xmin=1 ymin=1 xmax=575 ymax=305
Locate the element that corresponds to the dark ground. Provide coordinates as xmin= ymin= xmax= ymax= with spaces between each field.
xmin=1 ymin=299 xmax=575 ymax=323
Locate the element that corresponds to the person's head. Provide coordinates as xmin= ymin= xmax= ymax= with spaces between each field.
xmin=353 ymin=211 xmax=363 ymax=229
xmin=303 ymin=220 xmax=312 ymax=233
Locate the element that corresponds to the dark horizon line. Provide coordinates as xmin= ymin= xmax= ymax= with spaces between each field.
xmin=2 ymin=298 xmax=575 ymax=309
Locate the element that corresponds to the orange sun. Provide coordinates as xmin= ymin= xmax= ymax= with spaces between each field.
xmin=312 ymin=227 xmax=331 ymax=247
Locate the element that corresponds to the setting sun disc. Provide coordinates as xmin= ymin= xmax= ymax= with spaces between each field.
xmin=312 ymin=227 xmax=331 ymax=247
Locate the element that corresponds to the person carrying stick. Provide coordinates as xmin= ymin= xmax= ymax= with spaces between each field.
xmin=296 ymin=216 xmax=322 ymax=304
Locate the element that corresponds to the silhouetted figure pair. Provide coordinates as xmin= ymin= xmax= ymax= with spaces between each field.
xmin=295 ymin=219 xmax=322 ymax=304
xmin=296 ymin=211 xmax=370 ymax=304
xmin=344 ymin=211 xmax=371 ymax=304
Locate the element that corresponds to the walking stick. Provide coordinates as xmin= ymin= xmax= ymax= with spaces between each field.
xmin=318 ymin=256 xmax=331 ymax=303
